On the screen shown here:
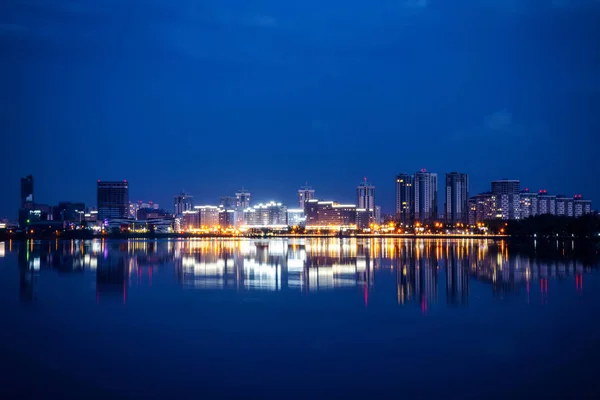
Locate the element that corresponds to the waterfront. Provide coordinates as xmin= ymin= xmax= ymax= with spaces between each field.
xmin=1 ymin=238 xmax=600 ymax=399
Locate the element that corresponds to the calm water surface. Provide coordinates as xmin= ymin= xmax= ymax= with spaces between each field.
xmin=1 ymin=238 xmax=599 ymax=399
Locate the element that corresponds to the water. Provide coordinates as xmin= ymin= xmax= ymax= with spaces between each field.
xmin=1 ymin=238 xmax=599 ymax=399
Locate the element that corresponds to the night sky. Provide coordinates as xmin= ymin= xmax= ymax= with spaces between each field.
xmin=1 ymin=1 xmax=599 ymax=218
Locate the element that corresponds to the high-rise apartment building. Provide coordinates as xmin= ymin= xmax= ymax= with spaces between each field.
xmin=537 ymin=190 xmax=556 ymax=215
xmin=174 ymin=192 xmax=194 ymax=216
xmin=298 ymin=185 xmax=315 ymax=208
xmin=414 ymin=170 xmax=438 ymax=223
xmin=219 ymin=196 xmax=236 ymax=209
xmin=243 ymin=202 xmax=287 ymax=227
xmin=555 ymin=195 xmax=574 ymax=217
xmin=519 ymin=189 xmax=538 ymax=219
xmin=395 ymin=173 xmax=414 ymax=225
xmin=356 ymin=179 xmax=375 ymax=221
xmin=21 ymin=175 xmax=34 ymax=208
xmin=304 ymin=199 xmax=368 ymax=229
xmin=97 ymin=181 xmax=129 ymax=221
xmin=491 ymin=180 xmax=520 ymax=220
xmin=445 ymin=172 xmax=469 ymax=224
xmin=194 ymin=205 xmax=220 ymax=228
xmin=574 ymin=195 xmax=592 ymax=217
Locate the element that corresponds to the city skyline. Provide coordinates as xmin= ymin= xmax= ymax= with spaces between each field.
xmin=2 ymin=3 xmax=599 ymax=220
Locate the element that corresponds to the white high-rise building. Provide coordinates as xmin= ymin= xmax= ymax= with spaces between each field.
xmin=519 ymin=189 xmax=538 ymax=219
xmin=298 ymin=185 xmax=315 ymax=208
xmin=194 ymin=205 xmax=220 ymax=229
xmin=537 ymin=190 xmax=556 ymax=215
xmin=414 ymin=170 xmax=438 ymax=223
xmin=356 ymin=179 xmax=375 ymax=221
xmin=555 ymin=195 xmax=574 ymax=217
xmin=574 ymin=195 xmax=592 ymax=217
xmin=235 ymin=189 xmax=251 ymax=210
xmin=445 ymin=172 xmax=469 ymax=224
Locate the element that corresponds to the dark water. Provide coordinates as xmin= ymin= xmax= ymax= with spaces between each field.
xmin=1 ymin=238 xmax=600 ymax=399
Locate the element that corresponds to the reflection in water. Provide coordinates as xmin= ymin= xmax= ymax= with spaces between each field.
xmin=8 ymin=238 xmax=599 ymax=308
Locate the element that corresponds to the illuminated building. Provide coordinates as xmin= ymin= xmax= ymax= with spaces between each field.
xmin=395 ymin=173 xmax=414 ymax=225
xmin=374 ymin=205 xmax=382 ymax=224
xmin=555 ymin=195 xmax=574 ymax=217
xmin=21 ymin=175 xmax=34 ymax=208
xmin=194 ymin=205 xmax=220 ymax=228
xmin=468 ymin=192 xmax=496 ymax=224
xmin=218 ymin=207 xmax=235 ymax=228
xmin=414 ymin=170 xmax=438 ymax=223
xmin=182 ymin=210 xmax=199 ymax=229
xmin=537 ymin=190 xmax=556 ymax=215
xmin=574 ymin=195 xmax=592 ymax=217
xmin=174 ymin=192 xmax=194 ymax=216
xmin=491 ymin=179 xmax=520 ymax=220
xmin=356 ymin=179 xmax=375 ymax=221
xmin=519 ymin=189 xmax=538 ymax=219
xmin=84 ymin=209 xmax=98 ymax=222
xmin=445 ymin=172 xmax=469 ymax=224
xmin=298 ymin=185 xmax=315 ymax=208
xmin=243 ymin=202 xmax=287 ymax=227
xmin=304 ymin=200 xmax=366 ymax=229
xmin=286 ymin=209 xmax=305 ymax=227
xmin=137 ymin=208 xmax=170 ymax=220
xmin=97 ymin=181 xmax=129 ymax=222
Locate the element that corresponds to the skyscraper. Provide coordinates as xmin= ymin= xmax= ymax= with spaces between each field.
xmin=298 ymin=185 xmax=315 ymax=208
xmin=356 ymin=179 xmax=375 ymax=221
xmin=491 ymin=180 xmax=520 ymax=220
xmin=395 ymin=173 xmax=414 ymax=225
xmin=20 ymin=175 xmax=34 ymax=208
xmin=445 ymin=172 xmax=469 ymax=224
xmin=414 ymin=170 xmax=438 ymax=223
xmin=97 ymin=181 xmax=129 ymax=221
xmin=235 ymin=189 xmax=251 ymax=209
xmin=174 ymin=192 xmax=194 ymax=216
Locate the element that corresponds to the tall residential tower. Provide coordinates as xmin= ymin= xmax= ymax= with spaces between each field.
xmin=414 ymin=170 xmax=438 ymax=223
xmin=395 ymin=173 xmax=414 ymax=225
xmin=445 ymin=172 xmax=469 ymax=224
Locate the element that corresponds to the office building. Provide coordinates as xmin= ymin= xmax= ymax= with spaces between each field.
xmin=21 ymin=175 xmax=34 ymax=208
xmin=356 ymin=179 xmax=375 ymax=221
xmin=414 ymin=170 xmax=438 ymax=223
xmin=519 ymin=189 xmax=538 ymax=219
xmin=194 ymin=205 xmax=220 ymax=229
xmin=491 ymin=180 xmax=520 ymax=220
xmin=555 ymin=195 xmax=574 ymax=217
xmin=537 ymin=190 xmax=556 ymax=215
xmin=174 ymin=192 xmax=194 ymax=216
xmin=182 ymin=210 xmax=199 ymax=230
xmin=445 ymin=172 xmax=469 ymax=224
xmin=97 ymin=181 xmax=129 ymax=222
xmin=395 ymin=173 xmax=414 ymax=225
xmin=243 ymin=202 xmax=287 ymax=227
xmin=574 ymin=195 xmax=592 ymax=217
xmin=286 ymin=209 xmax=306 ymax=227
xmin=298 ymin=185 xmax=316 ymax=208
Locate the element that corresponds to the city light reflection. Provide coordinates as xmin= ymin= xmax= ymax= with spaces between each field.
xmin=5 ymin=238 xmax=599 ymax=308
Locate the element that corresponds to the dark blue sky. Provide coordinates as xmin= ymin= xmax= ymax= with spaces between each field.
xmin=1 ymin=0 xmax=599 ymax=217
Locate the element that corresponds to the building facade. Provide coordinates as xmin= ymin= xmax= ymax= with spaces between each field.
xmin=21 ymin=175 xmax=34 ymax=208
xmin=445 ymin=172 xmax=469 ymax=224
xmin=304 ymin=200 xmax=365 ymax=229
xmin=243 ymin=202 xmax=287 ymax=227
xmin=491 ymin=180 xmax=520 ymax=220
xmin=174 ymin=192 xmax=194 ymax=216
xmin=97 ymin=181 xmax=129 ymax=222
xmin=356 ymin=180 xmax=375 ymax=221
xmin=414 ymin=170 xmax=438 ymax=223
xmin=537 ymin=191 xmax=556 ymax=215
xmin=574 ymin=195 xmax=592 ymax=217
xmin=194 ymin=205 xmax=220 ymax=229
xmin=555 ymin=195 xmax=574 ymax=217
xmin=298 ymin=185 xmax=316 ymax=208
xmin=286 ymin=209 xmax=306 ymax=227
xmin=395 ymin=173 xmax=414 ymax=225
xmin=519 ymin=189 xmax=538 ymax=219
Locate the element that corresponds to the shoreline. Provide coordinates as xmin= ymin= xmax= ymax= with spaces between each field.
xmin=2 ymin=232 xmax=598 ymax=242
